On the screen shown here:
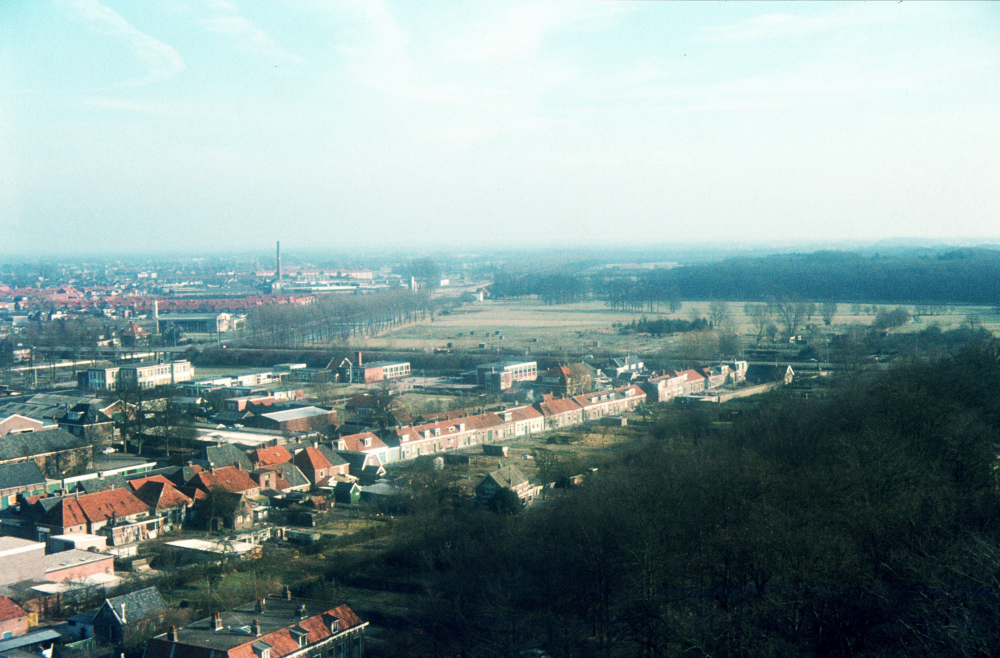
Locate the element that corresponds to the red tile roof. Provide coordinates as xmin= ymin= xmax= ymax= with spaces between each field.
xmin=295 ymin=447 xmax=334 ymax=472
xmin=134 ymin=481 xmax=193 ymax=511
xmin=537 ymin=397 xmax=582 ymax=416
xmin=253 ymin=445 xmax=293 ymax=466
xmin=128 ymin=474 xmax=176 ymax=491
xmin=507 ymin=405 xmax=543 ymax=422
xmin=37 ymin=496 xmax=87 ymax=529
xmin=190 ymin=466 xmax=259 ymax=494
xmin=77 ymin=488 xmax=150 ymax=522
xmin=0 ymin=595 xmax=27 ymax=622
xmin=338 ymin=432 xmax=387 ymax=452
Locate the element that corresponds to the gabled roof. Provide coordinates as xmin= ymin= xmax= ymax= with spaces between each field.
xmin=483 ymin=465 xmax=528 ymax=489
xmin=128 ymin=474 xmax=176 ymax=491
xmin=541 ymin=366 xmax=571 ymax=380
xmin=102 ymin=586 xmax=167 ymax=624
xmin=676 ymin=369 xmax=704 ymax=381
xmin=0 ymin=596 xmax=27 ymax=623
xmin=294 ymin=446 xmax=334 ymax=473
xmin=335 ymin=451 xmax=381 ymax=473
xmin=37 ymin=496 xmax=87 ymax=528
xmin=266 ymin=462 xmax=310 ymax=489
xmin=77 ymin=487 xmax=150 ymax=522
xmin=506 ymin=405 xmax=543 ymax=422
xmin=536 ymin=397 xmax=582 ymax=416
xmin=190 ymin=466 xmax=258 ymax=494
xmin=615 ymin=384 xmax=646 ymax=398
xmin=462 ymin=412 xmax=505 ymax=431
xmin=253 ymin=445 xmax=293 ymax=466
xmin=133 ymin=481 xmax=194 ymax=511
xmin=338 ymin=432 xmax=387 ymax=453
xmin=205 ymin=444 xmax=253 ymax=471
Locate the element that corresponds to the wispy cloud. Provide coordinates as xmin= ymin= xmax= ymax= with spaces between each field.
xmin=54 ymin=0 xmax=185 ymax=85
xmin=198 ymin=0 xmax=306 ymax=66
xmin=336 ymin=0 xmax=458 ymax=102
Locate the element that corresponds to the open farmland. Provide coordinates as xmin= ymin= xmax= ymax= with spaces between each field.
xmin=342 ymin=298 xmax=1000 ymax=357
xmin=351 ymin=300 xmax=694 ymax=354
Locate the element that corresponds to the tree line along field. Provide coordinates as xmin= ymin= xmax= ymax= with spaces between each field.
xmin=345 ymin=299 xmax=1000 ymax=357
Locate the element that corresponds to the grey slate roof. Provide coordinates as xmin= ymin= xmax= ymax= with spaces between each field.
xmin=0 ymin=428 xmax=87 ymax=462
xmin=76 ymin=474 xmax=128 ymax=494
xmin=315 ymin=445 xmax=348 ymax=468
xmin=102 ymin=586 xmax=167 ymax=624
xmin=486 ymin=465 xmax=528 ymax=489
xmin=270 ymin=462 xmax=309 ymax=488
xmin=204 ymin=444 xmax=253 ymax=471
xmin=0 ymin=462 xmax=46 ymax=491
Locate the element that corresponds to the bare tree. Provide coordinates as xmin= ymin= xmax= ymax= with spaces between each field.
xmin=747 ymin=304 xmax=771 ymax=345
xmin=708 ymin=300 xmax=731 ymax=329
xmin=821 ymin=301 xmax=838 ymax=326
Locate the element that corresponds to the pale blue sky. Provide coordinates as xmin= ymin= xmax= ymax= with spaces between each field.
xmin=2 ymin=1 xmax=998 ymax=254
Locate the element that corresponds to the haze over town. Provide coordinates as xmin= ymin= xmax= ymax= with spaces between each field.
xmin=3 ymin=1 xmax=999 ymax=254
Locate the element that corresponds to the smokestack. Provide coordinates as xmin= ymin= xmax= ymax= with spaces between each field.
xmin=153 ymin=299 xmax=159 ymax=335
xmin=212 ymin=612 xmax=223 ymax=631
xmin=284 ymin=586 xmax=292 ymax=601
xmin=276 ymin=241 xmax=282 ymax=282
xmin=252 ymin=619 xmax=261 ymax=637
xmin=356 ymin=351 xmax=362 ymax=367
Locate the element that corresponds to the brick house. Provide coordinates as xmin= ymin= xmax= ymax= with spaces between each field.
xmin=141 ymin=593 xmax=366 ymax=658
xmin=0 ymin=596 xmax=29 ymax=639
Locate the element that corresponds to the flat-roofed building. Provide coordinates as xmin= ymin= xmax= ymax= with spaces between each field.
xmin=476 ymin=361 xmax=537 ymax=392
xmin=118 ymin=361 xmax=194 ymax=389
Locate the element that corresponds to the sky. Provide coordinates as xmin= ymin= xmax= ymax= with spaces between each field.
xmin=2 ymin=1 xmax=998 ymax=255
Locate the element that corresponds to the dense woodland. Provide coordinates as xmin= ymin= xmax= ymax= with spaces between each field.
xmin=492 ymin=248 xmax=1000 ymax=306
xmin=333 ymin=339 xmax=1000 ymax=657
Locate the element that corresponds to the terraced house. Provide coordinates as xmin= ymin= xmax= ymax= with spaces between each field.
xmin=142 ymin=592 xmax=367 ymax=658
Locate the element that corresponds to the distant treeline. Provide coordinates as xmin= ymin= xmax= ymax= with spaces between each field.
xmin=618 ymin=316 xmax=709 ymax=336
xmin=491 ymin=248 xmax=1000 ymax=305
xmin=245 ymin=289 xmax=436 ymax=347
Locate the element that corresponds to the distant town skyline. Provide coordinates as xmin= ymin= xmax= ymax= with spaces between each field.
xmin=3 ymin=1 xmax=998 ymax=254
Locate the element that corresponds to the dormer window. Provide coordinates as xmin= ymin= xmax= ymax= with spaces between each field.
xmin=290 ymin=626 xmax=308 ymax=648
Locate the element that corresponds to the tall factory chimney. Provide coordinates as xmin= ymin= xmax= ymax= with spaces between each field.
xmin=276 ymin=241 xmax=282 ymax=282
xmin=153 ymin=299 xmax=159 ymax=335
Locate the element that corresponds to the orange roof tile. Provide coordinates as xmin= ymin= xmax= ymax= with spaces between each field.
xmin=0 ymin=596 xmax=27 ymax=622
xmin=77 ymin=488 xmax=150 ymax=522
xmin=254 ymin=446 xmax=292 ymax=466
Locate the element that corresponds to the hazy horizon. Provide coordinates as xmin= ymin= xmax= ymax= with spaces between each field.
xmin=3 ymin=1 xmax=998 ymax=254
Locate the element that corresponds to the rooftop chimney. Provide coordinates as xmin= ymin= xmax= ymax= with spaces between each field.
xmin=296 ymin=604 xmax=307 ymax=619
xmin=120 ymin=604 xmax=126 ymax=624
xmin=167 ymin=626 xmax=178 ymax=642
xmin=284 ymin=586 xmax=292 ymax=601
xmin=356 ymin=351 xmax=362 ymax=367
xmin=212 ymin=612 xmax=223 ymax=631
xmin=252 ymin=619 xmax=261 ymax=637
xmin=255 ymin=599 xmax=264 ymax=613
